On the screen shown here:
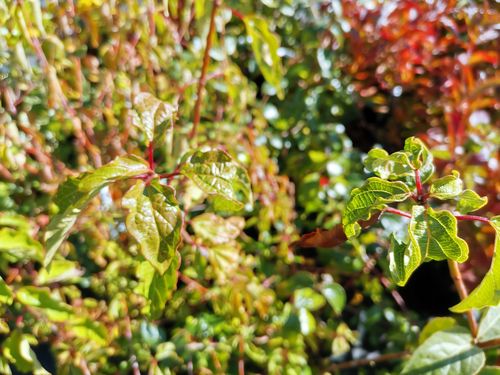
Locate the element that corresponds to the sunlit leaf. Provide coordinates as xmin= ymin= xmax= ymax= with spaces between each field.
xmin=3 ymin=330 xmax=50 ymax=374
xmin=0 ymin=228 xmax=43 ymax=263
xmin=410 ymin=206 xmax=469 ymax=262
xmin=430 ymin=171 xmax=463 ymax=200
xmin=131 ymin=92 xmax=177 ymax=143
xmin=44 ymin=155 xmax=150 ymax=267
xmin=136 ymin=252 xmax=180 ymax=319
xmin=321 ymin=283 xmax=346 ymax=314
xmin=403 ymin=137 xmax=435 ymax=183
xmin=342 ymin=177 xmax=411 ymax=238
xmin=180 ymin=150 xmax=252 ymax=212
xmin=298 ymin=307 xmax=316 ymax=335
xmin=456 ymin=190 xmax=488 ymax=214
xmin=0 ymin=276 xmax=13 ymax=305
xmin=402 ymin=327 xmax=485 ymax=375
xmin=243 ymin=15 xmax=284 ymax=99
xmin=16 ymin=286 xmax=73 ymax=322
xmin=191 ymin=213 xmax=244 ymax=244
xmin=477 ymin=305 xmax=500 ymax=343
xmin=363 ymin=148 xmax=413 ymax=180
xmin=123 ymin=180 xmax=182 ymax=274
xmin=388 ymin=235 xmax=423 ymax=286
xmin=418 ymin=317 xmax=457 ymax=345
xmin=70 ymin=318 xmax=108 ymax=346
xmin=79 ymin=155 xmax=150 ymax=192
xmin=451 ymin=216 xmax=500 ymax=312
xmin=293 ymin=287 xmax=326 ymax=311
xmin=37 ymin=260 xmax=83 ymax=285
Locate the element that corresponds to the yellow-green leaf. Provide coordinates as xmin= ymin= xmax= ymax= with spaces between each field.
xmin=136 ymin=252 xmax=180 ymax=319
xmin=180 ymin=150 xmax=252 ymax=212
xmin=430 ymin=171 xmax=463 ymax=200
xmin=123 ymin=180 xmax=182 ymax=275
xmin=243 ymin=15 xmax=284 ymax=99
xmin=451 ymin=216 xmax=500 ymax=312
xmin=456 ymin=190 xmax=488 ymax=214
xmin=342 ymin=177 xmax=412 ymax=238
xmin=410 ymin=206 xmax=469 ymax=262
xmin=402 ymin=327 xmax=485 ymax=375
xmin=131 ymin=92 xmax=177 ymax=143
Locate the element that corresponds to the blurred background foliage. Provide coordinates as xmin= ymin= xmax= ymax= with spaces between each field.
xmin=0 ymin=0 xmax=498 ymax=373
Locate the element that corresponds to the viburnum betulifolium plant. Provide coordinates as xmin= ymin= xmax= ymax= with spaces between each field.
xmin=44 ymin=92 xmax=252 ymax=319
xmin=341 ymin=137 xmax=500 ymax=373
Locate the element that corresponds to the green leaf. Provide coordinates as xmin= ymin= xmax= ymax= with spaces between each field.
xmin=0 ymin=276 xmax=13 ymax=305
xmin=418 ymin=317 xmax=457 ymax=345
xmin=451 ymin=216 xmax=500 ymax=312
xmin=480 ymin=367 xmax=500 ymax=375
xmin=70 ymin=318 xmax=108 ymax=346
xmin=0 ymin=228 xmax=43 ymax=263
xmin=44 ymin=155 xmax=150 ymax=267
xmin=3 ymin=330 xmax=50 ymax=374
xmin=136 ymin=252 xmax=180 ymax=319
xmin=243 ymin=15 xmax=284 ymax=99
xmin=191 ymin=213 xmax=244 ymax=244
xmin=208 ymin=243 xmax=240 ymax=280
xmin=16 ymin=286 xmax=73 ymax=322
xmin=180 ymin=150 xmax=253 ymax=212
xmin=342 ymin=177 xmax=412 ymax=238
xmin=403 ymin=137 xmax=435 ymax=183
xmin=363 ymin=148 xmax=413 ymax=180
xmin=402 ymin=327 xmax=485 ymax=375
xmin=37 ymin=259 xmax=82 ymax=285
xmin=321 ymin=283 xmax=346 ymax=315
xmin=123 ymin=180 xmax=182 ymax=274
xmin=456 ymin=190 xmax=488 ymax=214
xmin=298 ymin=307 xmax=316 ymax=335
xmin=78 ymin=155 xmax=150 ymax=192
xmin=409 ymin=206 xmax=469 ymax=262
xmin=131 ymin=92 xmax=177 ymax=143
xmin=294 ymin=288 xmax=326 ymax=311
xmin=477 ymin=305 xmax=500 ymax=343
xmin=430 ymin=171 xmax=463 ymax=200
xmin=388 ymin=234 xmax=423 ymax=286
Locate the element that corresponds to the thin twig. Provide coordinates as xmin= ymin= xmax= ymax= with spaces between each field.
xmin=238 ymin=336 xmax=245 ymax=375
xmin=455 ymin=215 xmax=490 ymax=224
xmin=477 ymin=338 xmax=500 ymax=350
xmin=327 ymin=351 xmax=409 ymax=372
xmin=189 ymin=0 xmax=221 ymax=139
xmin=383 ymin=207 xmax=412 ymax=219
xmin=447 ymin=259 xmax=478 ymax=338
xmin=414 ymin=169 xmax=424 ymax=201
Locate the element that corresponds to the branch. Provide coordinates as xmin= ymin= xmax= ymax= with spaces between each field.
xmin=383 ymin=207 xmax=412 ymax=219
xmin=189 ymin=0 xmax=220 ymax=139
xmin=447 ymin=260 xmax=478 ymax=338
xmin=477 ymin=338 xmax=500 ymax=350
xmin=455 ymin=215 xmax=490 ymax=224
xmin=147 ymin=142 xmax=155 ymax=170
xmin=414 ymin=169 xmax=424 ymax=201
xmin=327 ymin=351 xmax=409 ymax=372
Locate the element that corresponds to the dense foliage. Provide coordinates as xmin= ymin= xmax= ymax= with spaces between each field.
xmin=0 ymin=0 xmax=499 ymax=374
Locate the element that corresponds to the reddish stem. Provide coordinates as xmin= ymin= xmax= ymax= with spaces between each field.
xmin=189 ymin=0 xmax=220 ymax=139
xmin=448 ymin=260 xmax=478 ymax=338
xmin=229 ymin=7 xmax=244 ymax=20
xmin=414 ymin=169 xmax=424 ymax=201
xmin=384 ymin=207 xmax=412 ymax=219
xmin=158 ymin=169 xmax=180 ymax=179
xmin=147 ymin=142 xmax=155 ymax=170
xmin=455 ymin=215 xmax=490 ymax=224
